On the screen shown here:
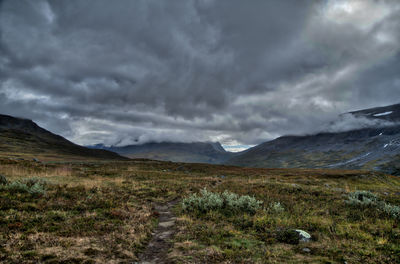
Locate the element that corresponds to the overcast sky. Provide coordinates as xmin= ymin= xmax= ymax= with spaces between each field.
xmin=1 ymin=0 xmax=399 ymax=151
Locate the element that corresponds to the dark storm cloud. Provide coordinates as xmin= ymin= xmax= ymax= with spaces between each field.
xmin=0 ymin=0 xmax=400 ymax=149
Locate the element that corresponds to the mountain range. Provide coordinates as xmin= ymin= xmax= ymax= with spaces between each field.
xmin=227 ymin=103 xmax=400 ymax=175
xmin=88 ymin=141 xmax=235 ymax=164
xmin=1 ymin=103 xmax=400 ymax=175
xmin=88 ymin=103 xmax=400 ymax=175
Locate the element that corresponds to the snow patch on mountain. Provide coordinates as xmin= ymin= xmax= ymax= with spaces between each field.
xmin=374 ymin=111 xmax=393 ymax=117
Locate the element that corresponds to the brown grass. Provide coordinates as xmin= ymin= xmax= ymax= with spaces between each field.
xmin=0 ymin=157 xmax=399 ymax=263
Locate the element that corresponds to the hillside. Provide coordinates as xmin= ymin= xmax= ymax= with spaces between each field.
xmin=88 ymin=141 xmax=235 ymax=164
xmin=227 ymin=103 xmax=400 ymax=174
xmin=1 ymin=158 xmax=399 ymax=263
xmin=0 ymin=114 xmax=127 ymax=161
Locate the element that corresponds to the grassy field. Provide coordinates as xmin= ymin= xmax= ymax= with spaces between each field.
xmin=0 ymin=158 xmax=399 ymax=263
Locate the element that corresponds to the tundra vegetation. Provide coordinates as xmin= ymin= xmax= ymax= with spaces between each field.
xmin=0 ymin=158 xmax=399 ymax=263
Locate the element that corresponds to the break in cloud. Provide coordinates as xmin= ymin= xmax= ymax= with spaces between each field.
xmin=0 ymin=0 xmax=400 ymax=150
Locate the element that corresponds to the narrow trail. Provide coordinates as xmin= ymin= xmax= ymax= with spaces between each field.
xmin=139 ymin=199 xmax=179 ymax=264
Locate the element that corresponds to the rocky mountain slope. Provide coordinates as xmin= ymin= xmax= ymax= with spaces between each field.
xmin=0 ymin=114 xmax=127 ymax=161
xmin=227 ymin=103 xmax=400 ymax=175
xmin=88 ymin=142 xmax=235 ymax=164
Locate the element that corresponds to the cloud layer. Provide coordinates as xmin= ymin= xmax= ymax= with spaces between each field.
xmin=1 ymin=0 xmax=399 ymax=148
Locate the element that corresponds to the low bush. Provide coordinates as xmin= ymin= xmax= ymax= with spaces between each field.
xmin=0 ymin=177 xmax=47 ymax=196
xmin=270 ymin=202 xmax=285 ymax=213
xmin=346 ymin=190 xmax=400 ymax=220
xmin=379 ymin=201 xmax=400 ymax=220
xmin=182 ymin=188 xmax=262 ymax=215
xmin=346 ymin=191 xmax=378 ymax=207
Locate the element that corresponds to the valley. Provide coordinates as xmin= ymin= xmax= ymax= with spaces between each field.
xmin=2 ymin=1 xmax=400 ymax=263
xmin=86 ymin=104 xmax=400 ymax=175
xmin=88 ymin=142 xmax=234 ymax=164
xmin=1 ymin=107 xmax=400 ymax=263
xmin=1 ymin=158 xmax=399 ymax=263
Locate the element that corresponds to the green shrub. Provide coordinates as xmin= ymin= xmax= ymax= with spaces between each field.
xmin=236 ymin=195 xmax=261 ymax=213
xmin=379 ymin=202 xmax=400 ymax=220
xmin=5 ymin=181 xmax=30 ymax=193
xmin=182 ymin=188 xmax=262 ymax=215
xmin=346 ymin=191 xmax=379 ymax=207
xmin=0 ymin=177 xmax=47 ymax=196
xmin=270 ymin=202 xmax=285 ymax=213
xmin=181 ymin=188 xmax=223 ymax=213
xmin=221 ymin=190 xmax=239 ymax=209
xmin=346 ymin=190 xmax=399 ymax=220
xmin=21 ymin=177 xmax=47 ymax=187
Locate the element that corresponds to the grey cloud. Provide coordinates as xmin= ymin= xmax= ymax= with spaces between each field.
xmin=0 ymin=0 xmax=400 ymax=147
xmin=324 ymin=113 xmax=399 ymax=133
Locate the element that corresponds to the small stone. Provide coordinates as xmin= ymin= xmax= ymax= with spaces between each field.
xmin=295 ymin=229 xmax=311 ymax=243
xmin=159 ymin=221 xmax=175 ymax=228
xmin=302 ymin=248 xmax=311 ymax=253
xmin=157 ymin=205 xmax=168 ymax=211
xmin=159 ymin=230 xmax=173 ymax=239
xmin=291 ymin=183 xmax=301 ymax=189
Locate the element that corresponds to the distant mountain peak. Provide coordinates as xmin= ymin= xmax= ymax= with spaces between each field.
xmin=209 ymin=141 xmax=226 ymax=153
xmin=88 ymin=141 xmax=233 ymax=164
